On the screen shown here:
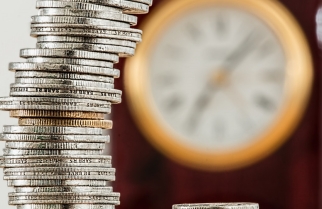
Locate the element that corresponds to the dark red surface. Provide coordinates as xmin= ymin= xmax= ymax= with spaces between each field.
xmin=112 ymin=1 xmax=321 ymax=209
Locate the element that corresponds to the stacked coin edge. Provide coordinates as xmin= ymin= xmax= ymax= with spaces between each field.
xmin=0 ymin=0 xmax=152 ymax=209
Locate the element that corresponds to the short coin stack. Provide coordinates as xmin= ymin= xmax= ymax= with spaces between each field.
xmin=173 ymin=203 xmax=260 ymax=209
xmin=0 ymin=0 xmax=152 ymax=209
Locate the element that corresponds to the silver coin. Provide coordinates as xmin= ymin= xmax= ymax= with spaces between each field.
xmin=10 ymin=84 xmax=122 ymax=103
xmin=5 ymin=166 xmax=114 ymax=172
xmin=15 ymin=78 xmax=114 ymax=89
xmin=17 ymin=204 xmax=115 ymax=209
xmin=15 ymin=186 xmax=113 ymax=193
xmin=131 ymin=0 xmax=152 ymax=6
xmin=38 ymin=8 xmax=137 ymax=25
xmin=2 ymin=155 xmax=111 ymax=162
xmin=0 ymin=134 xmax=110 ymax=142
xmin=20 ymin=49 xmax=119 ymax=63
xmin=3 ymin=148 xmax=103 ymax=156
xmin=36 ymin=1 xmax=123 ymax=13
xmin=37 ymin=36 xmax=136 ymax=48
xmin=9 ymin=192 xmax=119 ymax=197
xmin=5 ymin=142 xmax=105 ymax=150
xmin=30 ymin=24 xmax=142 ymax=42
xmin=4 ymin=167 xmax=115 ymax=177
xmin=26 ymin=58 xmax=114 ymax=68
xmin=2 ymin=158 xmax=112 ymax=168
xmin=0 ymin=104 xmax=109 ymax=113
xmin=10 ymin=62 xmax=118 ymax=76
xmin=172 ymin=203 xmax=260 ymax=209
xmin=7 ymin=179 xmax=109 ymax=187
xmin=15 ymin=71 xmax=114 ymax=83
xmin=3 ymin=126 xmax=103 ymax=135
xmin=2 ymin=162 xmax=112 ymax=169
xmin=32 ymin=15 xmax=130 ymax=28
xmin=0 ymin=97 xmax=111 ymax=113
xmin=36 ymin=42 xmax=135 ymax=57
xmin=37 ymin=0 xmax=150 ymax=14
xmin=0 ymin=105 xmax=107 ymax=113
xmin=5 ymin=174 xmax=115 ymax=181
xmin=9 ymin=196 xmax=119 ymax=205
xmin=5 ymin=174 xmax=114 ymax=181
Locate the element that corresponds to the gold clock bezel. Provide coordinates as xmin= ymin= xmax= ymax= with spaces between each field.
xmin=124 ymin=0 xmax=313 ymax=171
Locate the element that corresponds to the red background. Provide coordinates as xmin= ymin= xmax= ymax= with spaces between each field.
xmin=112 ymin=1 xmax=321 ymax=209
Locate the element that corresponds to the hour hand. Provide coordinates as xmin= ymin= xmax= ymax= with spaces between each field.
xmin=186 ymin=83 xmax=215 ymax=132
xmin=224 ymin=30 xmax=258 ymax=69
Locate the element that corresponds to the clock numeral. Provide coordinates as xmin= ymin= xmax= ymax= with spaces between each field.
xmin=238 ymin=115 xmax=253 ymax=132
xmin=186 ymin=23 xmax=202 ymax=42
xmin=254 ymin=94 xmax=276 ymax=111
xmin=264 ymin=69 xmax=285 ymax=83
xmin=164 ymin=45 xmax=185 ymax=60
xmin=213 ymin=119 xmax=226 ymax=140
xmin=214 ymin=13 xmax=228 ymax=36
xmin=258 ymin=40 xmax=274 ymax=57
xmin=164 ymin=95 xmax=183 ymax=112
xmin=156 ymin=74 xmax=177 ymax=87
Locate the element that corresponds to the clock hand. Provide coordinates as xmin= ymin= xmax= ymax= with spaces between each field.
xmin=224 ymin=30 xmax=259 ymax=70
xmin=186 ymin=31 xmax=259 ymax=133
xmin=186 ymin=80 xmax=218 ymax=132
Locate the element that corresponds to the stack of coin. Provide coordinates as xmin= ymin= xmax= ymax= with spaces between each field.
xmin=173 ymin=203 xmax=260 ymax=209
xmin=0 ymin=0 xmax=152 ymax=209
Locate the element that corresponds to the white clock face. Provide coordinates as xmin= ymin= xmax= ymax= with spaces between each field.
xmin=148 ymin=6 xmax=287 ymax=152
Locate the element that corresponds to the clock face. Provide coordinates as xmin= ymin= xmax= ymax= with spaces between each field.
xmin=149 ymin=7 xmax=286 ymax=152
xmin=125 ymin=0 xmax=312 ymax=170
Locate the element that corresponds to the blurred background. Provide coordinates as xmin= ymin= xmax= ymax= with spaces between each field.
xmin=113 ymin=0 xmax=321 ymax=209
xmin=0 ymin=0 xmax=320 ymax=209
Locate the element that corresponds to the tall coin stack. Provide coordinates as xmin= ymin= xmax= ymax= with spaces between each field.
xmin=0 ymin=0 xmax=152 ymax=209
xmin=173 ymin=203 xmax=260 ymax=209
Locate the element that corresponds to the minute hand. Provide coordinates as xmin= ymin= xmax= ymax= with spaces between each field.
xmin=224 ymin=31 xmax=258 ymax=70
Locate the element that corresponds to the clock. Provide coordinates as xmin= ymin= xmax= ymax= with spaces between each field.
xmin=124 ymin=0 xmax=313 ymax=171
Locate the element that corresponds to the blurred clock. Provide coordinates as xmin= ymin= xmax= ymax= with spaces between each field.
xmin=124 ymin=0 xmax=312 ymax=171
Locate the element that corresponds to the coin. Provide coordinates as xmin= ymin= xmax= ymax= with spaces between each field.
xmin=172 ymin=203 xmax=260 ymax=209
xmin=10 ymin=62 xmax=119 ymax=76
xmin=17 ymin=204 xmax=116 ymax=209
xmin=37 ymin=36 xmax=136 ymax=48
xmin=15 ymin=71 xmax=115 ymax=83
xmin=36 ymin=1 xmax=123 ymax=13
xmin=1 ymin=155 xmax=112 ymax=168
xmin=17 ymin=204 xmax=115 ymax=209
xmin=9 ymin=196 xmax=120 ymax=205
xmin=38 ymin=8 xmax=137 ymax=25
xmin=0 ymin=97 xmax=111 ymax=113
xmin=10 ymin=110 xmax=106 ymax=119
xmin=0 ymin=134 xmax=110 ymax=142
xmin=10 ymin=84 xmax=122 ymax=103
xmin=5 ymin=141 xmax=106 ymax=150
xmin=3 ymin=149 xmax=103 ymax=156
xmin=3 ymin=126 xmax=103 ymax=135
xmin=36 ymin=42 xmax=135 ymax=57
xmin=26 ymin=57 xmax=114 ymax=68
xmin=30 ymin=24 xmax=142 ymax=42
xmin=31 ymin=15 xmax=130 ymax=28
xmin=14 ymin=186 xmax=113 ymax=193
xmin=15 ymin=78 xmax=114 ymax=89
xmin=20 ymin=49 xmax=119 ymax=63
xmin=7 ymin=179 xmax=109 ymax=187
xmin=18 ymin=118 xmax=113 ymax=129
xmin=4 ymin=167 xmax=115 ymax=178
xmin=36 ymin=0 xmax=150 ymax=14
xmin=9 ymin=192 xmax=120 ymax=197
